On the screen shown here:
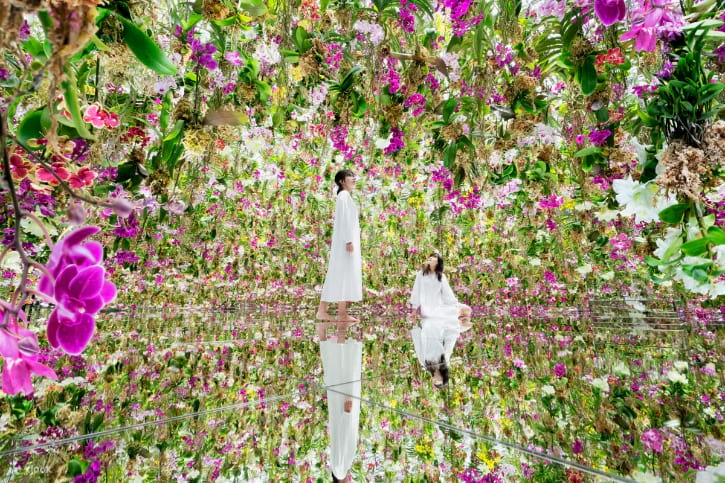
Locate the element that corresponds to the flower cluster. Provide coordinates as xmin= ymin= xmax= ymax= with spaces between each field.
xmin=82 ymin=103 xmax=120 ymax=130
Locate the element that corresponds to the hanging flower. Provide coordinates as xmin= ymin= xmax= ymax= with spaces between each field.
xmin=39 ymin=226 xmax=117 ymax=355
xmin=594 ymin=0 xmax=626 ymax=26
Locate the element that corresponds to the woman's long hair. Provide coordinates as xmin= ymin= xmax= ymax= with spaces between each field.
xmin=425 ymin=355 xmax=449 ymax=388
xmin=422 ymin=252 xmax=444 ymax=281
xmin=334 ymin=170 xmax=354 ymax=194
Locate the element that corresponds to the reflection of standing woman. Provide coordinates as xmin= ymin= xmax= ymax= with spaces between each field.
xmin=409 ymin=253 xmax=472 ymax=388
xmin=320 ymin=337 xmax=362 ymax=482
xmin=317 ymin=170 xmax=362 ymax=322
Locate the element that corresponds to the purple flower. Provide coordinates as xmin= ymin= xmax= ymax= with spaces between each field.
xmin=538 ymin=194 xmax=563 ymax=210
xmin=0 ymin=68 xmax=9 ymax=80
xmin=404 ymin=93 xmax=427 ymax=116
xmin=572 ymin=439 xmax=584 ymax=454
xmin=554 ymin=361 xmax=567 ymax=378
xmin=39 ymin=226 xmax=117 ymax=355
xmin=384 ymin=127 xmax=405 ymax=155
xmin=224 ymin=51 xmax=244 ymax=66
xmin=657 ymin=59 xmax=675 ymax=78
xmin=594 ymin=0 xmax=626 ymax=26
xmin=714 ymin=44 xmax=725 ymax=64
xmin=18 ymin=20 xmax=31 ymax=41
xmin=398 ymin=0 xmax=418 ymax=33
xmin=641 ymin=428 xmax=664 ymax=453
xmin=589 ymin=129 xmax=611 ymax=146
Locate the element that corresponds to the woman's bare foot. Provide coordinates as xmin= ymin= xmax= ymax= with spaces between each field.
xmin=316 ymin=310 xmax=334 ymax=321
xmin=337 ymin=313 xmax=359 ymax=323
xmin=344 ymin=397 xmax=353 ymax=413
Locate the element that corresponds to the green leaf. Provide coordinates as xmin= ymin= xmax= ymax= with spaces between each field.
xmin=707 ymin=226 xmax=725 ymax=245
xmin=442 ymin=97 xmax=457 ymax=124
xmin=594 ymin=107 xmax=609 ymax=123
xmin=659 ymin=203 xmax=688 ymax=224
xmin=681 ymin=238 xmax=709 ymax=257
xmin=256 ymin=80 xmax=272 ymax=102
xmin=116 ymin=15 xmax=177 ymax=75
xmin=443 ymin=143 xmax=457 ymax=169
xmin=579 ymin=56 xmax=597 ymax=95
xmin=239 ymin=0 xmax=268 ymax=16
xmin=17 ymin=109 xmax=46 ymax=148
xmin=573 ymin=147 xmax=602 ymax=158
xmin=61 ymin=69 xmax=96 ymax=140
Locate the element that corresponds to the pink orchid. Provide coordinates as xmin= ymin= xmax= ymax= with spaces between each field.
xmin=0 ymin=310 xmax=58 ymax=395
xmin=36 ymin=162 xmax=71 ymax=185
xmin=83 ymin=103 xmax=106 ymax=128
xmin=68 ymin=166 xmax=97 ymax=189
xmin=102 ymin=111 xmax=120 ymax=129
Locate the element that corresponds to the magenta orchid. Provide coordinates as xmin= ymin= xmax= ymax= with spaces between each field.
xmin=619 ymin=0 xmax=683 ymax=51
xmin=594 ymin=0 xmax=626 ymax=25
xmin=39 ymin=226 xmax=117 ymax=355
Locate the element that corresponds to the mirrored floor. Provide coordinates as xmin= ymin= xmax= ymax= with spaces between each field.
xmin=1 ymin=306 xmax=722 ymax=481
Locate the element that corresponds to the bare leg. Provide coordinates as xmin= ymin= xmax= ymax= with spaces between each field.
xmin=315 ymin=323 xmax=330 ymax=341
xmin=337 ymin=301 xmax=359 ymax=322
xmin=335 ymin=322 xmax=347 ymax=343
xmin=316 ymin=301 xmax=333 ymax=320
xmin=459 ymin=307 xmax=472 ymax=329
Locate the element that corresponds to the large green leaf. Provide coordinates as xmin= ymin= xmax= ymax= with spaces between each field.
xmin=659 ymin=203 xmax=688 ymax=224
xmin=681 ymin=238 xmax=709 ymax=257
xmin=239 ymin=0 xmax=268 ymax=16
xmin=17 ymin=109 xmax=46 ymax=149
xmin=61 ymin=69 xmax=96 ymax=140
xmin=116 ymin=15 xmax=177 ymax=75
xmin=707 ymin=226 xmax=725 ymax=246
xmin=579 ymin=56 xmax=597 ymax=95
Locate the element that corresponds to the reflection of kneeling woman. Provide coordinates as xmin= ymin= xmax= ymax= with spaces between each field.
xmin=408 ymin=253 xmax=472 ymax=388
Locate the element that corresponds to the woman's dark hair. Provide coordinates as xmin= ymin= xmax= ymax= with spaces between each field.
xmin=425 ymin=355 xmax=449 ymax=388
xmin=332 ymin=471 xmax=340 ymax=482
xmin=422 ymin=252 xmax=444 ymax=281
xmin=334 ymin=170 xmax=354 ymax=194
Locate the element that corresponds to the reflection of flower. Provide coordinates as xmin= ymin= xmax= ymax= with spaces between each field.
xmin=39 ymin=226 xmax=117 ymax=355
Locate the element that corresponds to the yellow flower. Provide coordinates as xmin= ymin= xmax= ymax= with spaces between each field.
xmin=297 ymin=19 xmax=311 ymax=31
xmin=389 ymin=399 xmax=397 ymax=409
xmin=562 ymin=199 xmax=576 ymax=210
xmin=290 ymin=65 xmax=303 ymax=83
xmin=272 ymin=86 xmax=287 ymax=105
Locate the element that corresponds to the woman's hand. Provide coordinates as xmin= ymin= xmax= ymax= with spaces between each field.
xmin=346 ymin=242 xmax=354 ymax=254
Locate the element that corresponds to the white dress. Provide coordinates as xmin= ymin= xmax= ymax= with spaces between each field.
xmin=320 ymin=339 xmax=362 ymax=480
xmin=408 ymin=271 xmax=470 ymax=366
xmin=321 ymin=190 xmax=363 ymax=302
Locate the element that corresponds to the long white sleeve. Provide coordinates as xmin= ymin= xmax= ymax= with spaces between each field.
xmin=335 ymin=192 xmax=354 ymax=244
xmin=408 ymin=271 xmax=422 ymax=309
xmin=441 ymin=274 xmax=458 ymax=305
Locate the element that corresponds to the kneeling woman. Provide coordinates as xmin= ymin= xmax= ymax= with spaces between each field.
xmin=408 ymin=253 xmax=472 ymax=388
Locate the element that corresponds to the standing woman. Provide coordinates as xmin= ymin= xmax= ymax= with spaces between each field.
xmin=317 ymin=170 xmax=362 ymax=322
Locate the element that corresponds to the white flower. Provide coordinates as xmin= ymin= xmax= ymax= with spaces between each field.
xmin=673 ymin=361 xmax=688 ymax=371
xmin=595 ymin=209 xmax=620 ymax=222
xmin=375 ymin=133 xmax=392 ymax=149
xmin=666 ymin=370 xmax=688 ymax=385
xmin=600 ymin=271 xmax=615 ymax=281
xmin=353 ymin=20 xmax=384 ymax=45
xmin=631 ymin=471 xmax=662 ymax=483
xmin=695 ymin=462 xmax=725 ymax=483
xmin=575 ymin=264 xmax=592 ymax=277
xmin=613 ymin=361 xmax=631 ymax=377
xmin=0 ymin=250 xmax=22 ymax=272
xmin=529 ymin=257 xmax=541 ymax=266
xmin=591 ymin=377 xmax=610 ymax=392
xmin=541 ymin=384 xmax=555 ymax=396
xmin=612 ymin=176 xmax=678 ymax=223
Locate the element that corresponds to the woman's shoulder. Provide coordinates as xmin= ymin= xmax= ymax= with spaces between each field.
xmin=337 ymin=190 xmax=351 ymax=198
